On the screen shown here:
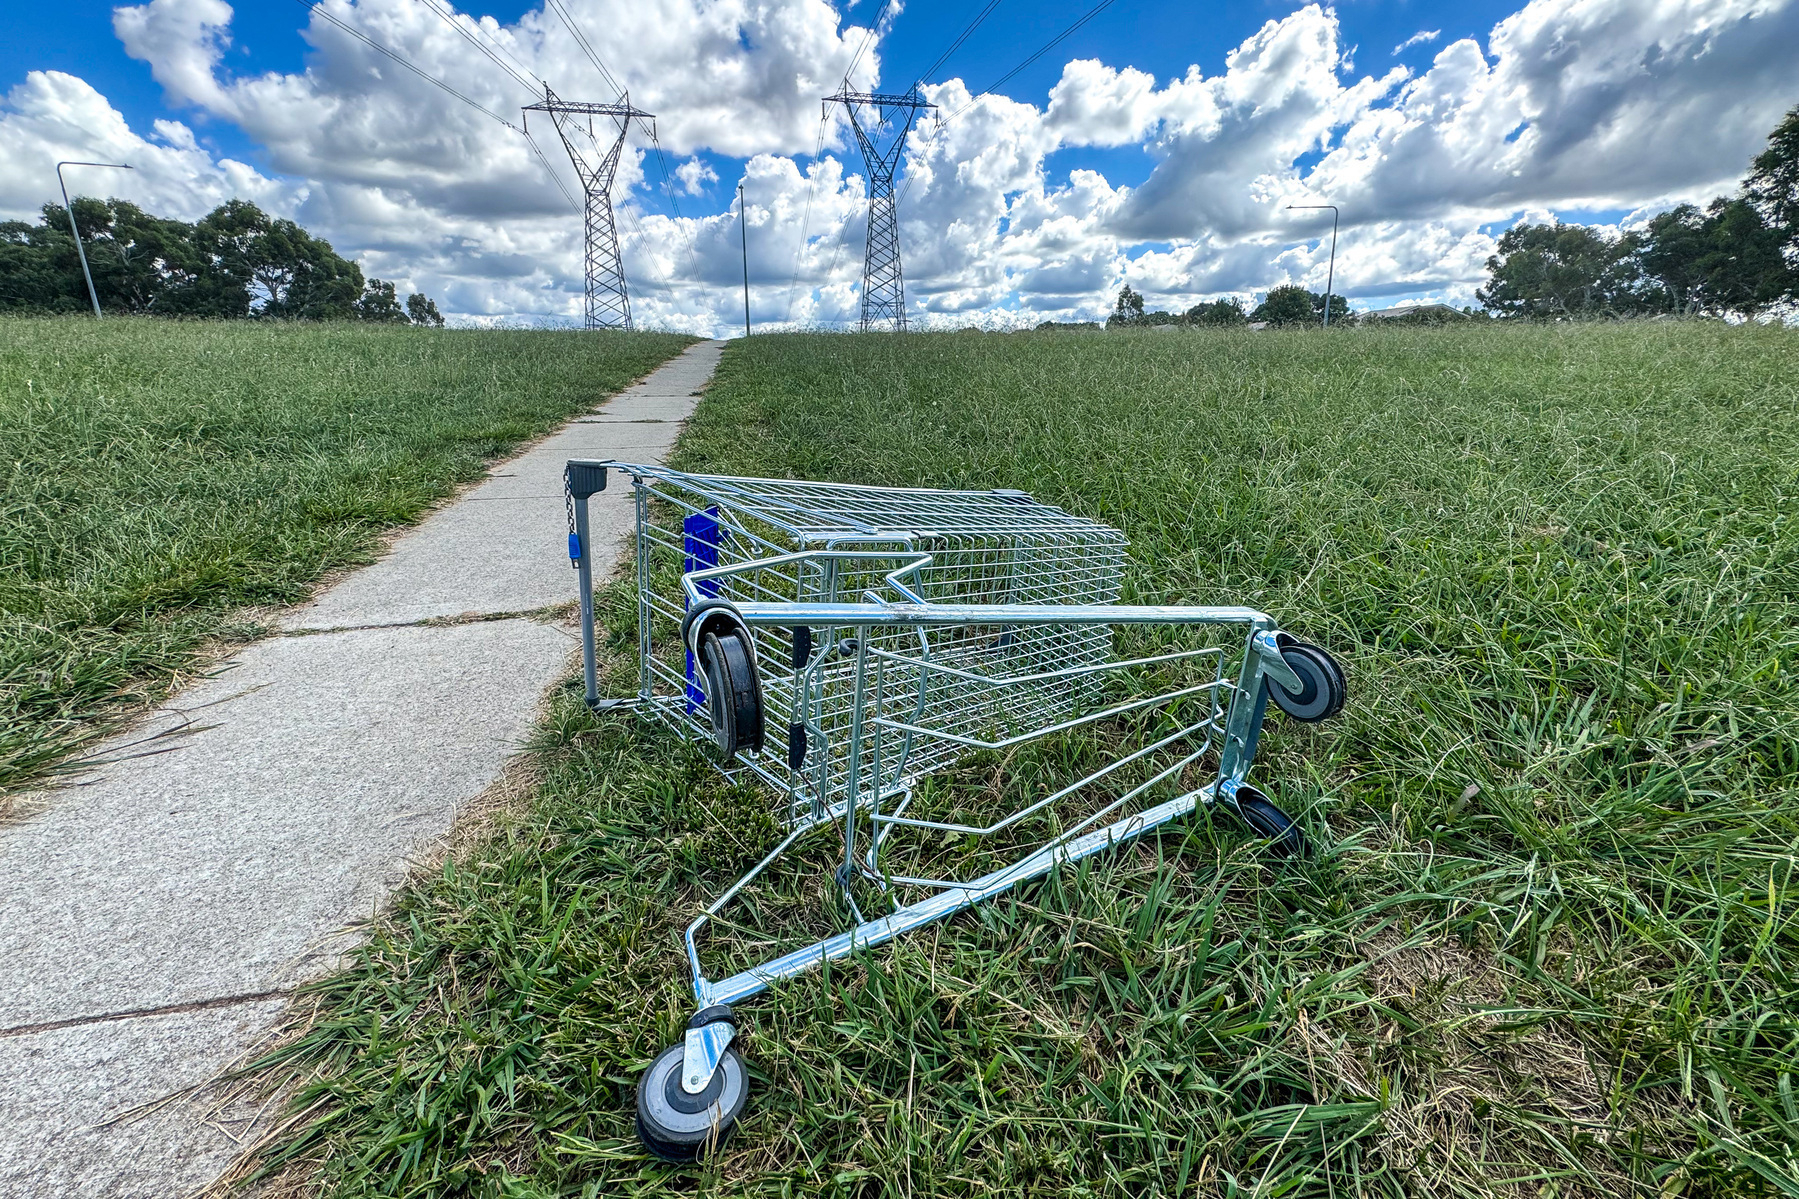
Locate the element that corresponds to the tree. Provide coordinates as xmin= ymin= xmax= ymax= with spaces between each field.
xmin=1476 ymin=222 xmax=1632 ymax=318
xmin=1185 ymin=297 xmax=1247 ymax=326
xmin=355 ymin=278 xmax=409 ymax=323
xmin=0 ymin=197 xmax=445 ymax=322
xmin=407 ymin=292 xmax=444 ymax=326
xmin=199 ymin=200 xmax=367 ymax=320
xmin=1632 ymin=199 xmax=1792 ymax=318
xmin=1107 ymin=285 xmax=1181 ymax=328
xmin=1313 ymin=291 xmax=1350 ymax=324
xmin=1746 ymin=103 xmax=1799 ymax=253
xmin=2 ymin=199 xmax=213 ymax=315
xmin=1479 ymin=106 xmax=1799 ymax=321
xmin=0 ymin=216 xmax=80 ymax=312
xmin=1250 ymin=285 xmax=1313 ymax=326
xmin=1247 ymin=286 xmax=1348 ymax=326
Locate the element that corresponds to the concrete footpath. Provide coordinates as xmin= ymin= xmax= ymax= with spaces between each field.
xmin=0 ymin=340 xmax=724 ymax=1198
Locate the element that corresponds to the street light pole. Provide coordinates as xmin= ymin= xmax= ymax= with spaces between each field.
xmin=738 ymin=182 xmax=751 ymax=338
xmin=1286 ymin=203 xmax=1339 ymax=327
xmin=57 ymin=161 xmax=134 ymax=319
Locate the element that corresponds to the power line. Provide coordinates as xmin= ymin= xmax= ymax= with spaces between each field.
xmin=299 ymin=0 xmax=513 ymax=125
xmin=840 ymin=0 xmax=896 ymax=90
xmin=979 ymin=0 xmax=1118 ymax=99
xmin=650 ymin=135 xmax=702 ymax=282
xmin=915 ymin=0 xmax=1003 ymax=85
xmin=544 ymin=0 xmax=625 ymax=98
xmin=525 ymin=130 xmax=581 ymax=210
xmin=414 ymin=0 xmax=539 ymax=94
xmin=896 ymin=0 xmax=1122 ymax=212
xmin=293 ymin=1 xmax=577 ymax=212
xmin=783 ymin=111 xmax=831 ymax=321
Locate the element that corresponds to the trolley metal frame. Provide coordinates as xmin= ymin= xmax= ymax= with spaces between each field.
xmin=563 ymin=459 xmax=1341 ymax=1145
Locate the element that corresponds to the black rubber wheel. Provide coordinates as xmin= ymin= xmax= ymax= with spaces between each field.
xmin=1232 ymin=784 xmax=1307 ymax=858
xmin=700 ymin=629 xmax=764 ymax=760
xmin=1267 ymin=642 xmax=1346 ymax=723
xmin=636 ymin=1042 xmax=750 ymax=1163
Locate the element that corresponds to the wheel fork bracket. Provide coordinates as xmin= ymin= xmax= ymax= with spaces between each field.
xmin=681 ymin=1020 xmax=736 ymax=1094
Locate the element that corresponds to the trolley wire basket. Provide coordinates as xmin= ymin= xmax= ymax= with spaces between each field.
xmin=563 ymin=459 xmax=1347 ymax=1161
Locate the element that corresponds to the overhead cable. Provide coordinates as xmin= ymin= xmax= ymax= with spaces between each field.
xmin=839 ymin=0 xmax=896 ymax=89
xmin=293 ymin=0 xmax=577 ymax=211
xmin=300 ymin=1 xmax=514 ymax=125
xmin=963 ymin=0 xmax=1119 ymax=118
xmin=545 ymin=0 xmax=625 ymax=98
xmin=525 ymin=131 xmax=582 ymax=210
xmin=415 ymin=0 xmax=540 ymax=94
xmin=783 ymin=110 xmax=832 ymax=321
xmin=897 ymin=0 xmax=1122 ymax=212
xmin=915 ymin=0 xmax=1004 ymax=85
xmin=651 ymin=135 xmax=703 ymax=280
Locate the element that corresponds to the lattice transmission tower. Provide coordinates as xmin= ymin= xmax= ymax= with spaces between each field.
xmin=825 ymin=88 xmax=935 ymax=332
xmin=524 ymin=85 xmax=655 ymax=330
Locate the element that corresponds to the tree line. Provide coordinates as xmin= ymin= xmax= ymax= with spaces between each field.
xmin=1103 ymin=103 xmax=1798 ymax=329
xmin=1480 ymin=106 xmax=1797 ymax=319
xmin=0 ymin=198 xmax=443 ymax=324
xmin=1104 ymin=284 xmax=1351 ymax=329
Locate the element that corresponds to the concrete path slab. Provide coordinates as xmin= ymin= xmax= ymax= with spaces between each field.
xmin=283 ymin=338 xmax=722 ymax=631
xmin=0 ymin=999 xmax=283 ymax=1199
xmin=0 ymin=618 xmax=571 ymax=1028
xmin=0 ymin=339 xmax=725 ymax=1198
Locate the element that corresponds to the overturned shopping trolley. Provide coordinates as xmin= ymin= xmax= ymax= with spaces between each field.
xmin=563 ymin=459 xmax=1346 ymax=1161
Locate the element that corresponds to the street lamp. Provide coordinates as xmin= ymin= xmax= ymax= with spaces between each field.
xmin=1286 ymin=203 xmax=1339 ymax=328
xmin=57 ymin=161 xmax=134 ymax=318
xmin=738 ymin=182 xmax=751 ymax=338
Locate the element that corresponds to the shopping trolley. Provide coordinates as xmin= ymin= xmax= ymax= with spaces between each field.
xmin=563 ymin=459 xmax=1347 ymax=1161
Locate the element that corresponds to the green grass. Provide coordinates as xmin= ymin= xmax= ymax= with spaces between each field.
xmin=0 ymin=318 xmax=691 ymax=799
xmin=248 ymin=323 xmax=1799 ymax=1198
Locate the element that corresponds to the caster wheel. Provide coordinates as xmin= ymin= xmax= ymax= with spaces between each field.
xmin=1232 ymin=784 xmax=1307 ymax=858
xmin=700 ymin=628 xmax=764 ymax=760
xmin=635 ymin=1040 xmax=750 ymax=1163
xmin=1267 ymin=641 xmax=1346 ymax=723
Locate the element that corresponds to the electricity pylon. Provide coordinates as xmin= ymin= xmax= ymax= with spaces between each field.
xmin=524 ymin=85 xmax=654 ymax=330
xmin=825 ymin=88 xmax=935 ymax=332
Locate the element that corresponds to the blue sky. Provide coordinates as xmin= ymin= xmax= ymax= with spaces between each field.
xmin=2 ymin=0 xmax=1792 ymax=331
xmin=4 ymin=0 xmax=1533 ymax=213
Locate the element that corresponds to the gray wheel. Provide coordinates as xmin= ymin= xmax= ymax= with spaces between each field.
xmin=635 ymin=1042 xmax=749 ymax=1163
xmin=1267 ymin=642 xmax=1346 ymax=722
xmin=699 ymin=629 xmax=764 ymax=760
xmin=1233 ymin=784 xmax=1307 ymax=857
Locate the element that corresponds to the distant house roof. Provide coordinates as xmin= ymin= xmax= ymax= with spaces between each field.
xmin=1361 ymin=303 xmax=1467 ymax=320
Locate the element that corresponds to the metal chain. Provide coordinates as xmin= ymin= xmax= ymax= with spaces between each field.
xmin=563 ymin=465 xmax=580 ymax=569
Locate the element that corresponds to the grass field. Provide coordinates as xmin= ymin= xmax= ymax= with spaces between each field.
xmin=248 ymin=323 xmax=1799 ymax=1198
xmin=0 ymin=318 xmax=690 ymax=802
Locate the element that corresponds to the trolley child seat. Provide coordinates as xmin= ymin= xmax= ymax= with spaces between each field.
xmin=563 ymin=459 xmax=1347 ymax=1161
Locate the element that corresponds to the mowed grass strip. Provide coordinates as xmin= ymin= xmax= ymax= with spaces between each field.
xmin=250 ymin=323 xmax=1799 ymax=1198
xmin=0 ymin=318 xmax=691 ymax=799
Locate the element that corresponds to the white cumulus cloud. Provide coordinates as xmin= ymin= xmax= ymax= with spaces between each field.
xmin=0 ymin=0 xmax=1792 ymax=331
xmin=676 ymin=157 xmax=718 ymax=195
xmin=1392 ymin=30 xmax=1441 ymax=55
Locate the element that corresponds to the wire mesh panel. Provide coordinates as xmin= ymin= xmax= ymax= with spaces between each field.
xmin=614 ymin=463 xmax=1130 ymax=829
xmin=566 ymin=458 xmax=1351 ymax=1160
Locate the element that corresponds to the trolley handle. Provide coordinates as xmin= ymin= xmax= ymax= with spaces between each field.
xmin=565 ymin=459 xmax=608 ymax=499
